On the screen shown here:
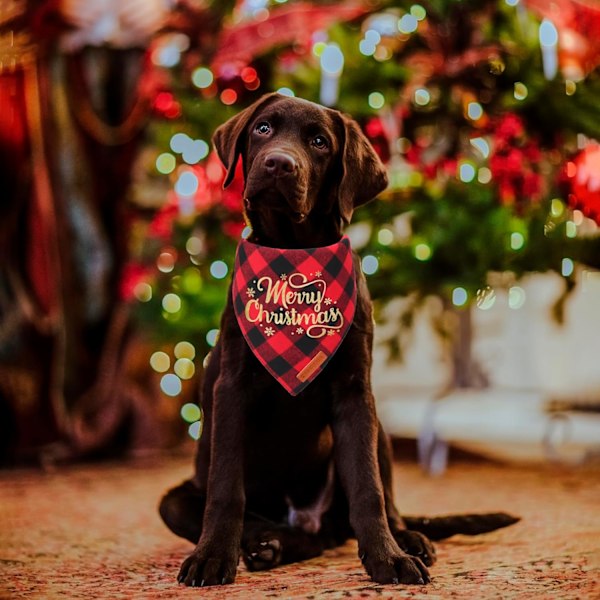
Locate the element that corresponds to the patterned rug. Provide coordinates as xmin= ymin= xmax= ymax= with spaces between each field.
xmin=1 ymin=454 xmax=598 ymax=599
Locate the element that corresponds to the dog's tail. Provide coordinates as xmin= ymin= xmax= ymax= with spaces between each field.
xmin=403 ymin=512 xmax=520 ymax=541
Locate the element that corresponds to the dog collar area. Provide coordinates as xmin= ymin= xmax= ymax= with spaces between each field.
xmin=232 ymin=235 xmax=357 ymax=395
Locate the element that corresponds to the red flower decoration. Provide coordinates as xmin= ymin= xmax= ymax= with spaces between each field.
xmin=565 ymin=144 xmax=600 ymax=224
xmin=488 ymin=114 xmax=543 ymax=208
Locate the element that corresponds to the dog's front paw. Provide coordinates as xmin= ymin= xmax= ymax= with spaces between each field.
xmin=360 ymin=547 xmax=430 ymax=585
xmin=177 ymin=547 xmax=238 ymax=587
xmin=393 ymin=529 xmax=437 ymax=566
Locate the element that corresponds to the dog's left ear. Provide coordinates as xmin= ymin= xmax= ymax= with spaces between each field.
xmin=212 ymin=92 xmax=280 ymax=188
xmin=335 ymin=113 xmax=388 ymax=224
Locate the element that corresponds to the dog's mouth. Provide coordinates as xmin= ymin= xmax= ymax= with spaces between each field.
xmin=243 ymin=185 xmax=310 ymax=224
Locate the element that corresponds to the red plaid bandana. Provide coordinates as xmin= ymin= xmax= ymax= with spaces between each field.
xmin=232 ymin=236 xmax=357 ymax=396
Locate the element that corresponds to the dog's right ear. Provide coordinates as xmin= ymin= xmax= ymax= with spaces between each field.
xmin=212 ymin=92 xmax=280 ymax=188
xmin=335 ymin=112 xmax=388 ymax=224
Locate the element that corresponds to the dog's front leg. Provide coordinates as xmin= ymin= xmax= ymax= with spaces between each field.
xmin=178 ymin=337 xmax=246 ymax=587
xmin=332 ymin=373 xmax=430 ymax=585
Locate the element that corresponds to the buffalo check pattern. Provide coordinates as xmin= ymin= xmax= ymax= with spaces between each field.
xmin=232 ymin=236 xmax=357 ymax=396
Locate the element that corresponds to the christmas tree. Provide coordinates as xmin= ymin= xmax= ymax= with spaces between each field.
xmin=127 ymin=0 xmax=600 ymax=434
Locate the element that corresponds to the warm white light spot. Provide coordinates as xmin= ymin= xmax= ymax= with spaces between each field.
xmin=162 ymin=293 xmax=182 ymax=313
xmin=478 ymin=167 xmax=492 ymax=184
xmin=551 ymin=198 xmax=564 ymax=217
xmin=175 ymin=341 xmax=196 ymax=360
xmin=312 ymin=41 xmax=327 ymax=57
xmin=191 ymin=67 xmax=214 ymax=89
xmin=410 ymin=4 xmax=426 ymax=20
xmin=565 ymin=221 xmax=577 ymax=238
xmin=378 ymin=228 xmax=394 ymax=245
xmin=156 ymin=153 xmax=176 ymax=174
xmin=181 ymin=403 xmax=201 ymax=423
xmin=157 ymin=249 xmax=177 ymax=273
xmin=175 ymin=358 xmax=195 ymax=380
xmin=511 ymin=232 xmax=525 ymax=250
xmin=133 ymin=282 xmax=152 ymax=302
xmin=514 ymin=82 xmax=528 ymax=100
xmin=508 ymin=286 xmax=526 ymax=309
xmin=368 ymin=92 xmax=385 ymax=109
xmin=414 ymin=88 xmax=430 ymax=106
xmin=150 ymin=351 xmax=170 ymax=373
xmin=476 ymin=287 xmax=496 ymax=310
xmin=186 ymin=236 xmax=203 ymax=255
xmin=414 ymin=243 xmax=431 ymax=261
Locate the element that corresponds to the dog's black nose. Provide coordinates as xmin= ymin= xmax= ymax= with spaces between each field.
xmin=264 ymin=152 xmax=296 ymax=177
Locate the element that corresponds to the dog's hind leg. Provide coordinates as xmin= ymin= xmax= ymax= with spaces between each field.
xmin=158 ymin=479 xmax=205 ymax=544
xmin=241 ymin=518 xmax=326 ymax=571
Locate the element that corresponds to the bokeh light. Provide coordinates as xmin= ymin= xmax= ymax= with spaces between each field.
xmin=361 ymin=255 xmax=379 ymax=275
xmin=191 ymin=67 xmax=214 ymax=88
xmin=162 ymin=293 xmax=182 ymax=313
xmin=452 ymin=287 xmax=468 ymax=306
xmin=181 ymin=403 xmax=201 ymax=423
xmin=150 ymin=351 xmax=170 ymax=373
xmin=175 ymin=341 xmax=196 ymax=360
xmin=160 ymin=373 xmax=182 ymax=396
xmin=175 ymin=358 xmax=195 ymax=380
xmin=508 ymin=286 xmax=526 ymax=309
xmin=206 ymin=329 xmax=219 ymax=347
xmin=210 ymin=260 xmax=229 ymax=279
xmin=188 ymin=420 xmax=203 ymax=440
xmin=156 ymin=153 xmax=176 ymax=174
xmin=414 ymin=243 xmax=432 ymax=261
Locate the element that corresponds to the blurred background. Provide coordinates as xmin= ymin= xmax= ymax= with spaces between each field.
xmin=2 ymin=0 xmax=600 ymax=469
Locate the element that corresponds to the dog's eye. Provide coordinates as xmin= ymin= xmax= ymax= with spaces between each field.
xmin=312 ymin=136 xmax=328 ymax=149
xmin=255 ymin=122 xmax=271 ymax=135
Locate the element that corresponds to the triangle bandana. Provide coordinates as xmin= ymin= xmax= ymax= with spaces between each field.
xmin=232 ymin=236 xmax=357 ymax=396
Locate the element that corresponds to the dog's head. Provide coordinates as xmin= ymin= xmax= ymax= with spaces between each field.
xmin=213 ymin=93 xmax=388 ymax=247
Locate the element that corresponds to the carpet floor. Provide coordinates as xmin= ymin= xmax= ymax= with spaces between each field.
xmin=1 ymin=454 xmax=599 ymax=599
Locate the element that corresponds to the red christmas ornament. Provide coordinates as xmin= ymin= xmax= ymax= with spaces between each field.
xmin=565 ymin=144 xmax=600 ymax=224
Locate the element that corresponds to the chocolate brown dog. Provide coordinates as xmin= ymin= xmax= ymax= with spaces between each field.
xmin=159 ymin=93 xmax=518 ymax=587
